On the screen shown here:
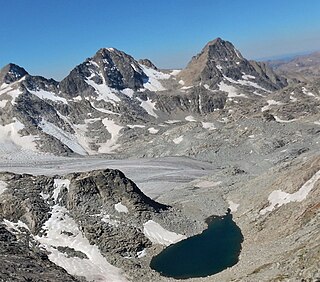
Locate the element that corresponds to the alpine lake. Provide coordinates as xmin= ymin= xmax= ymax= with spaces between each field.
xmin=150 ymin=210 xmax=244 ymax=279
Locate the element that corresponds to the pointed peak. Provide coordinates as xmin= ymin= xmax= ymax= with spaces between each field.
xmin=138 ymin=59 xmax=158 ymax=70
xmin=203 ymin=37 xmax=233 ymax=50
xmin=96 ymin=47 xmax=123 ymax=56
xmin=0 ymin=63 xmax=28 ymax=84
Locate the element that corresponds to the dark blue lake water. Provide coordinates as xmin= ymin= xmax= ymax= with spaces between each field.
xmin=150 ymin=211 xmax=243 ymax=279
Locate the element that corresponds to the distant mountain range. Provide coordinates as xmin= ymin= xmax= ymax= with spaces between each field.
xmin=0 ymin=38 xmax=288 ymax=156
xmin=266 ymin=51 xmax=320 ymax=81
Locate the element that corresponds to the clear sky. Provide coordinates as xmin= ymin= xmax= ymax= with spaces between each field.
xmin=1 ymin=0 xmax=320 ymax=80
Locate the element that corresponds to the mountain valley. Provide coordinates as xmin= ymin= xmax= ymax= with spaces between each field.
xmin=0 ymin=38 xmax=319 ymax=281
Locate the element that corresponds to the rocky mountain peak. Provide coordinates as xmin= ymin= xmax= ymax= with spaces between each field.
xmin=59 ymin=47 xmax=147 ymax=96
xmin=138 ymin=59 xmax=158 ymax=70
xmin=0 ymin=63 xmax=28 ymax=84
xmin=203 ymin=37 xmax=244 ymax=61
xmin=178 ymin=38 xmax=287 ymax=90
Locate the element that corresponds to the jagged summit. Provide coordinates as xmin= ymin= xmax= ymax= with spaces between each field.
xmin=0 ymin=63 xmax=28 ymax=84
xmin=178 ymin=38 xmax=286 ymax=90
xmin=138 ymin=59 xmax=158 ymax=70
xmin=59 ymin=47 xmax=147 ymax=96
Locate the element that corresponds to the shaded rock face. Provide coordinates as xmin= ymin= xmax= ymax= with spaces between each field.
xmin=155 ymin=86 xmax=227 ymax=114
xmin=59 ymin=47 xmax=147 ymax=98
xmin=178 ymin=38 xmax=287 ymax=90
xmin=0 ymin=63 xmax=28 ymax=84
xmin=139 ymin=59 xmax=158 ymax=70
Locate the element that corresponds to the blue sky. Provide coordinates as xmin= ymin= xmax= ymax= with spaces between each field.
xmin=1 ymin=0 xmax=320 ymax=80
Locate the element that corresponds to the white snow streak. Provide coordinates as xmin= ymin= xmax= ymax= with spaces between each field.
xmin=185 ymin=115 xmax=196 ymax=122
xmin=139 ymin=64 xmax=169 ymax=91
xmin=0 ymin=181 xmax=7 ymax=195
xmin=143 ymin=220 xmax=186 ymax=246
xmin=173 ymin=136 xmax=183 ymax=144
xmin=137 ymin=97 xmax=158 ymax=118
xmin=36 ymin=205 xmax=127 ymax=282
xmin=98 ymin=118 xmax=123 ymax=154
xmin=260 ymin=170 xmax=320 ymax=215
xmin=39 ymin=120 xmax=87 ymax=155
xmin=29 ymin=89 xmax=68 ymax=104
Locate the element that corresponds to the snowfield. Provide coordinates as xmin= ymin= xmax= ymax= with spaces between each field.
xmin=143 ymin=220 xmax=186 ymax=246
xmin=36 ymin=205 xmax=127 ymax=282
xmin=260 ymin=170 xmax=320 ymax=215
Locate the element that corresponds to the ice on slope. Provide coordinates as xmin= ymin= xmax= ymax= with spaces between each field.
xmin=139 ymin=64 xmax=170 ymax=91
xmin=0 ymin=100 xmax=8 ymax=108
xmin=0 ymin=181 xmax=7 ymax=195
xmin=143 ymin=220 xmax=186 ymax=246
xmin=219 ymin=81 xmax=247 ymax=98
xmin=0 ymin=119 xmax=38 ymax=151
xmin=98 ymin=118 xmax=123 ymax=154
xmin=137 ymin=97 xmax=158 ymax=118
xmin=28 ymin=89 xmax=68 ymax=104
xmin=224 ymin=75 xmax=270 ymax=93
xmin=260 ymin=170 xmax=320 ymax=215
xmin=39 ymin=119 xmax=87 ymax=155
xmin=36 ymin=205 xmax=127 ymax=282
xmin=85 ymin=74 xmax=121 ymax=104
xmin=53 ymin=179 xmax=70 ymax=203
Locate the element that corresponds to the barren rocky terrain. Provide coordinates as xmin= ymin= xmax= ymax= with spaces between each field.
xmin=0 ymin=38 xmax=319 ymax=281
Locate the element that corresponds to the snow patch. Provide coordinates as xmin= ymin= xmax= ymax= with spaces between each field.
xmin=302 ymin=87 xmax=316 ymax=97
xmin=165 ymin=120 xmax=181 ymax=124
xmin=185 ymin=115 xmax=196 ymax=122
xmin=228 ymin=200 xmax=240 ymax=213
xmin=143 ymin=220 xmax=186 ymax=246
xmin=260 ymin=170 xmax=320 ymax=215
xmin=173 ymin=136 xmax=183 ymax=144
xmin=148 ymin=127 xmax=159 ymax=134
xmin=0 ymin=100 xmax=8 ymax=108
xmin=39 ymin=119 xmax=87 ymax=155
xmin=242 ymin=74 xmax=255 ymax=80
xmin=98 ymin=118 xmax=123 ymax=154
xmin=139 ymin=64 xmax=169 ymax=91
xmin=261 ymin=100 xmax=284 ymax=112
xmin=53 ymin=179 xmax=70 ymax=203
xmin=127 ymin=125 xmax=145 ymax=129
xmin=29 ymin=89 xmax=68 ymax=104
xmin=0 ymin=180 xmax=7 ymax=195
xmin=0 ymin=119 xmax=38 ymax=151
xmin=121 ymin=88 xmax=134 ymax=98
xmin=202 ymin=122 xmax=216 ymax=130
xmin=274 ymin=116 xmax=296 ymax=123
xmin=219 ymin=81 xmax=247 ymax=98
xmin=36 ymin=205 xmax=127 ymax=282
xmin=137 ymin=97 xmax=158 ymax=118
xmin=114 ymin=202 xmax=129 ymax=213
xmin=85 ymin=76 xmax=121 ymax=104
xmin=170 ymin=70 xmax=181 ymax=76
